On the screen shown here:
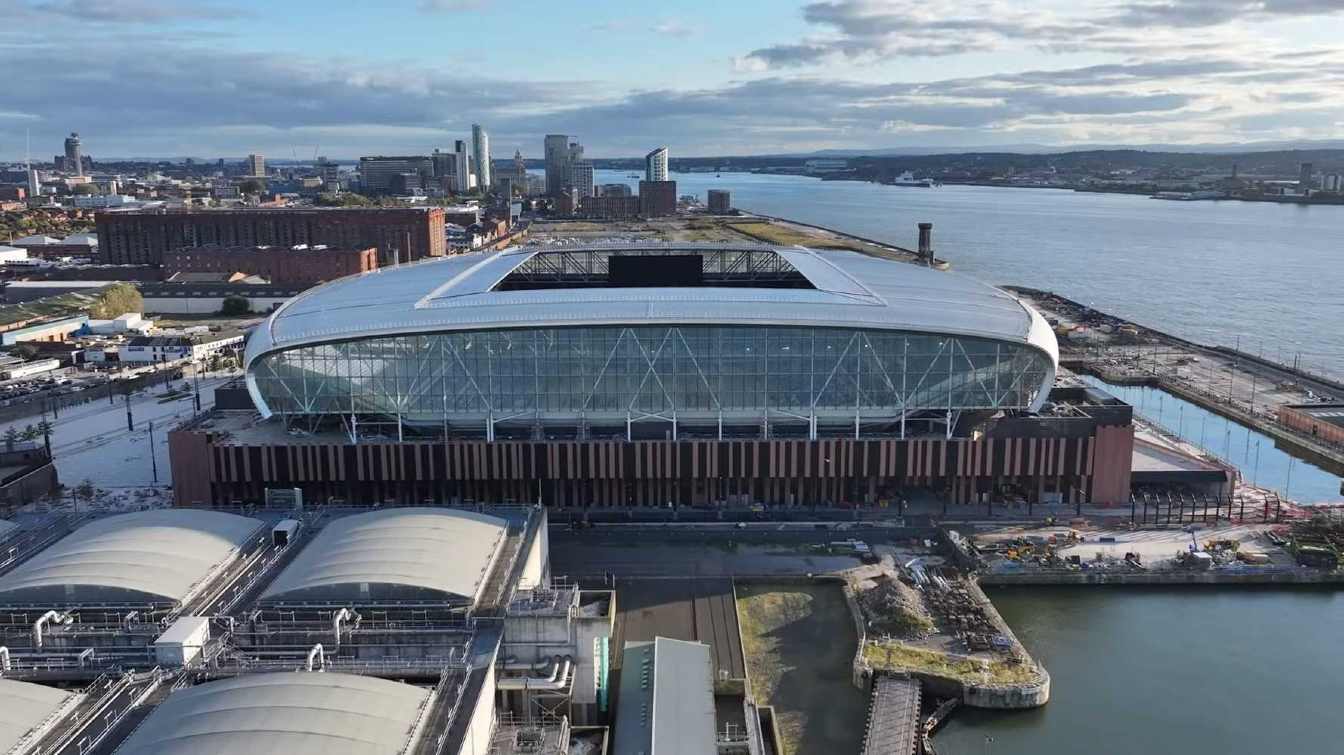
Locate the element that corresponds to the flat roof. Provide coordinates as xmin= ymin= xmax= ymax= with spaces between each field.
xmin=0 ymin=678 xmax=79 ymax=755
xmin=247 ymin=243 xmax=1058 ymax=370
xmin=1285 ymin=403 xmax=1344 ymax=429
xmin=0 ymin=509 xmax=262 ymax=606
xmin=111 ymin=673 xmax=431 ymax=755
xmin=614 ymin=637 xmax=717 ymax=755
xmin=260 ymin=508 xmax=507 ymax=605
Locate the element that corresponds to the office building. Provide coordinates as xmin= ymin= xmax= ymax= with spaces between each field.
xmin=579 ymin=194 xmax=640 ymax=219
xmin=1300 ymin=162 xmax=1314 ymax=189
xmin=639 ymin=180 xmax=677 ymax=217
xmin=707 ymin=189 xmax=731 ymax=213
xmin=63 ymin=132 xmax=82 ymax=175
xmin=453 ymin=140 xmax=472 ymax=193
xmin=95 ymin=207 xmax=446 ymax=265
xmin=246 ymin=153 xmax=265 ymax=177
xmin=569 ymin=160 xmax=595 ymax=199
xmin=599 ymin=183 xmax=632 ymax=197
xmin=168 ymin=241 xmax=1136 ymax=509
xmin=162 ymin=244 xmax=378 ymax=286
xmin=471 ymin=124 xmax=491 ymax=189
xmin=544 ymin=134 xmax=569 ymax=195
xmin=645 ymin=146 xmax=669 ymax=182
xmin=358 ymin=155 xmax=434 ymax=195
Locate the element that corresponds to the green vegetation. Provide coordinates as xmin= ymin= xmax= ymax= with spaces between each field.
xmin=736 ymin=581 xmax=866 ymax=755
xmin=863 ymin=641 xmax=1040 ymax=686
xmin=727 ymin=221 xmax=857 ymax=249
xmin=238 ymin=179 xmax=265 ymax=196
xmin=1 ymin=210 xmax=94 ymax=242
xmin=88 ymin=283 xmax=142 ymax=319
xmin=71 ymin=183 xmax=99 ymax=195
xmin=219 ymin=295 xmax=251 ymax=315
xmin=0 ymin=290 xmax=104 ymax=328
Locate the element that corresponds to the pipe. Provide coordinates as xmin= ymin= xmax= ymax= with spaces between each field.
xmin=306 ymin=643 xmax=325 ymax=672
xmin=32 ymin=610 xmax=71 ymax=650
xmin=331 ymin=608 xmax=360 ymax=648
xmin=0 ymin=646 xmax=9 ymax=671
xmin=495 ymin=655 xmax=572 ymax=691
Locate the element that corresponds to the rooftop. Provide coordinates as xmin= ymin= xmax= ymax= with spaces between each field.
xmin=111 ymin=673 xmax=433 ymax=755
xmin=248 ymin=242 xmax=1057 ymax=365
xmin=1285 ymin=403 xmax=1344 ymax=429
xmin=614 ymin=637 xmax=718 ymax=755
xmin=0 ymin=678 xmax=80 ymax=755
xmin=0 ymin=509 xmax=262 ymax=606
xmin=259 ymin=508 xmax=508 ymax=606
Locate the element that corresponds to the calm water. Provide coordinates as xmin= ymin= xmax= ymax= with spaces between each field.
xmin=1084 ymin=377 xmax=1343 ymax=504
xmin=938 ymin=587 xmax=1344 ymax=755
xmin=597 ymin=170 xmax=1344 ymax=378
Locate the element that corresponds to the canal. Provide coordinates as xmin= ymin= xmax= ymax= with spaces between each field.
xmin=1082 ymin=377 xmax=1344 ymax=505
xmin=936 ymin=586 xmax=1344 ymax=755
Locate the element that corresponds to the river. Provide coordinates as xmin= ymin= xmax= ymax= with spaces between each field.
xmin=937 ymin=586 xmax=1344 ymax=755
xmin=595 ymin=170 xmax=1344 ymax=379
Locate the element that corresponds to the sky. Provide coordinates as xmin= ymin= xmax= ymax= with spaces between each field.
xmin=2 ymin=0 xmax=1342 ymax=159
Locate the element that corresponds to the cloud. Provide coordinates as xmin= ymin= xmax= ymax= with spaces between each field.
xmin=417 ymin=0 xmax=490 ymax=11
xmin=742 ymin=0 xmax=1344 ymax=69
xmin=21 ymin=0 xmax=246 ymax=23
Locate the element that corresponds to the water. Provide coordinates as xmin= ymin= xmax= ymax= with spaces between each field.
xmin=1083 ymin=377 xmax=1343 ymax=504
xmin=937 ymin=587 xmax=1344 ymax=755
xmin=595 ymin=170 xmax=1344 ymax=378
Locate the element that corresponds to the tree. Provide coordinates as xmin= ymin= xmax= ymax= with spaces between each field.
xmin=3 ymin=427 xmax=17 ymax=451
xmin=19 ymin=425 xmax=37 ymax=443
xmin=73 ymin=479 xmax=95 ymax=501
xmin=220 ymin=295 xmax=251 ymax=315
xmin=88 ymin=282 xmax=143 ymax=319
xmin=239 ymin=179 xmax=264 ymax=196
xmin=71 ymin=183 xmax=99 ymax=195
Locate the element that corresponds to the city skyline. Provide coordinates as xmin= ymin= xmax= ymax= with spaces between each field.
xmin=1 ymin=0 xmax=1343 ymax=160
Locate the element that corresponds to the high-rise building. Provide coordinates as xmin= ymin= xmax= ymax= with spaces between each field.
xmin=316 ymin=157 xmax=340 ymax=188
xmin=246 ymin=154 xmax=266 ymax=177
xmin=359 ymin=156 xmax=434 ymax=195
xmin=513 ymin=150 xmax=527 ymax=186
xmin=95 ymin=207 xmax=446 ymax=265
xmin=1299 ymin=162 xmax=1314 ymax=189
xmin=471 ymin=124 xmax=491 ymax=190
xmin=63 ymin=132 xmax=83 ymax=175
xmin=707 ymin=189 xmax=731 ymax=213
xmin=569 ymin=161 xmax=595 ymax=199
xmin=544 ymin=135 xmax=569 ymax=196
xmin=27 ymin=168 xmax=39 ymax=198
xmin=645 ymin=146 xmax=668 ymax=182
xmin=639 ymin=180 xmax=677 ymax=217
xmin=453 ymin=140 xmax=472 ymax=193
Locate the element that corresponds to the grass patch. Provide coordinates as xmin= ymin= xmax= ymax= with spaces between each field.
xmin=736 ymin=581 xmax=866 ymax=755
xmin=728 ymin=221 xmax=856 ymax=249
xmin=863 ymin=641 xmax=1040 ymax=686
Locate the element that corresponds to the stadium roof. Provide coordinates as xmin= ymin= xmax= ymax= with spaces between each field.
xmin=111 ymin=673 xmax=431 ymax=755
xmin=0 ymin=509 xmax=262 ymax=605
xmin=0 ymin=679 xmax=79 ymax=755
xmin=260 ymin=508 xmax=507 ymax=605
xmin=246 ymin=243 xmax=1057 ymax=366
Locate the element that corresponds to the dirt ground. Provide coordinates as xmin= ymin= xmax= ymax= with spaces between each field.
xmin=735 ymin=580 xmax=867 ymax=755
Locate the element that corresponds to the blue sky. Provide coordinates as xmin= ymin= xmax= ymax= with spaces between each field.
xmin=2 ymin=0 xmax=1342 ymax=159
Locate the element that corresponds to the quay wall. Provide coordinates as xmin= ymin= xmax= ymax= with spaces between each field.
xmin=982 ymin=568 xmax=1344 ymax=586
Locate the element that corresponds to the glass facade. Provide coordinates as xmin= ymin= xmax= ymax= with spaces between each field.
xmin=250 ymin=325 xmax=1051 ymax=430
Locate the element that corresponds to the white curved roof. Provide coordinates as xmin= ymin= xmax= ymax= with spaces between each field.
xmin=260 ymin=508 xmax=507 ymax=605
xmin=0 ymin=679 xmax=79 ymax=755
xmin=245 ymin=243 xmax=1058 ymax=366
xmin=111 ymin=673 xmax=431 ymax=755
xmin=0 ymin=509 xmax=262 ymax=605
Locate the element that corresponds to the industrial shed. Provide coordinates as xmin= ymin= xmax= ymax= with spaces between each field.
xmin=0 ymin=509 xmax=262 ymax=606
xmin=111 ymin=673 xmax=432 ymax=755
xmin=0 ymin=678 xmax=80 ymax=755
xmin=259 ymin=508 xmax=507 ymax=606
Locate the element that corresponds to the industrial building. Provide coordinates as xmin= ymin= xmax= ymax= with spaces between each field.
xmin=169 ymin=242 xmax=1137 ymax=509
xmin=0 ymin=503 xmax=613 ymax=755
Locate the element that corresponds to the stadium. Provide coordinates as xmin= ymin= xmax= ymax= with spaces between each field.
xmin=171 ymin=243 xmax=1136 ymax=508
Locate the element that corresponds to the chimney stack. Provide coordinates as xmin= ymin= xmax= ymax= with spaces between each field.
xmin=917 ymin=222 xmax=933 ymax=263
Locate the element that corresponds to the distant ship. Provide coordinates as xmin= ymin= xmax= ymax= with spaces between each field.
xmin=887 ymin=171 xmax=932 ymax=188
xmin=626 ymin=173 xmax=641 ymax=178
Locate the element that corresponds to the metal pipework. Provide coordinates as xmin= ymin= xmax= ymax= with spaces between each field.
xmin=306 ymin=643 xmax=325 ymax=672
xmin=32 ymin=610 xmax=72 ymax=650
xmin=331 ymin=608 xmax=361 ymax=648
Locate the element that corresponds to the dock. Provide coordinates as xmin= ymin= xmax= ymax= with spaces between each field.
xmin=861 ymin=675 xmax=922 ymax=755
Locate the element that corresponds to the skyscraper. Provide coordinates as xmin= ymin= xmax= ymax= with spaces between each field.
xmin=1299 ymin=162 xmax=1314 ymax=189
xmin=63 ymin=132 xmax=82 ymax=175
xmin=471 ymin=124 xmax=491 ymax=190
xmin=570 ymin=161 xmax=595 ymax=199
xmin=246 ymin=153 xmax=265 ymax=177
xmin=454 ymin=140 xmax=471 ymax=193
xmin=645 ymin=146 xmax=668 ymax=182
xmin=544 ymin=134 xmax=569 ymax=196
